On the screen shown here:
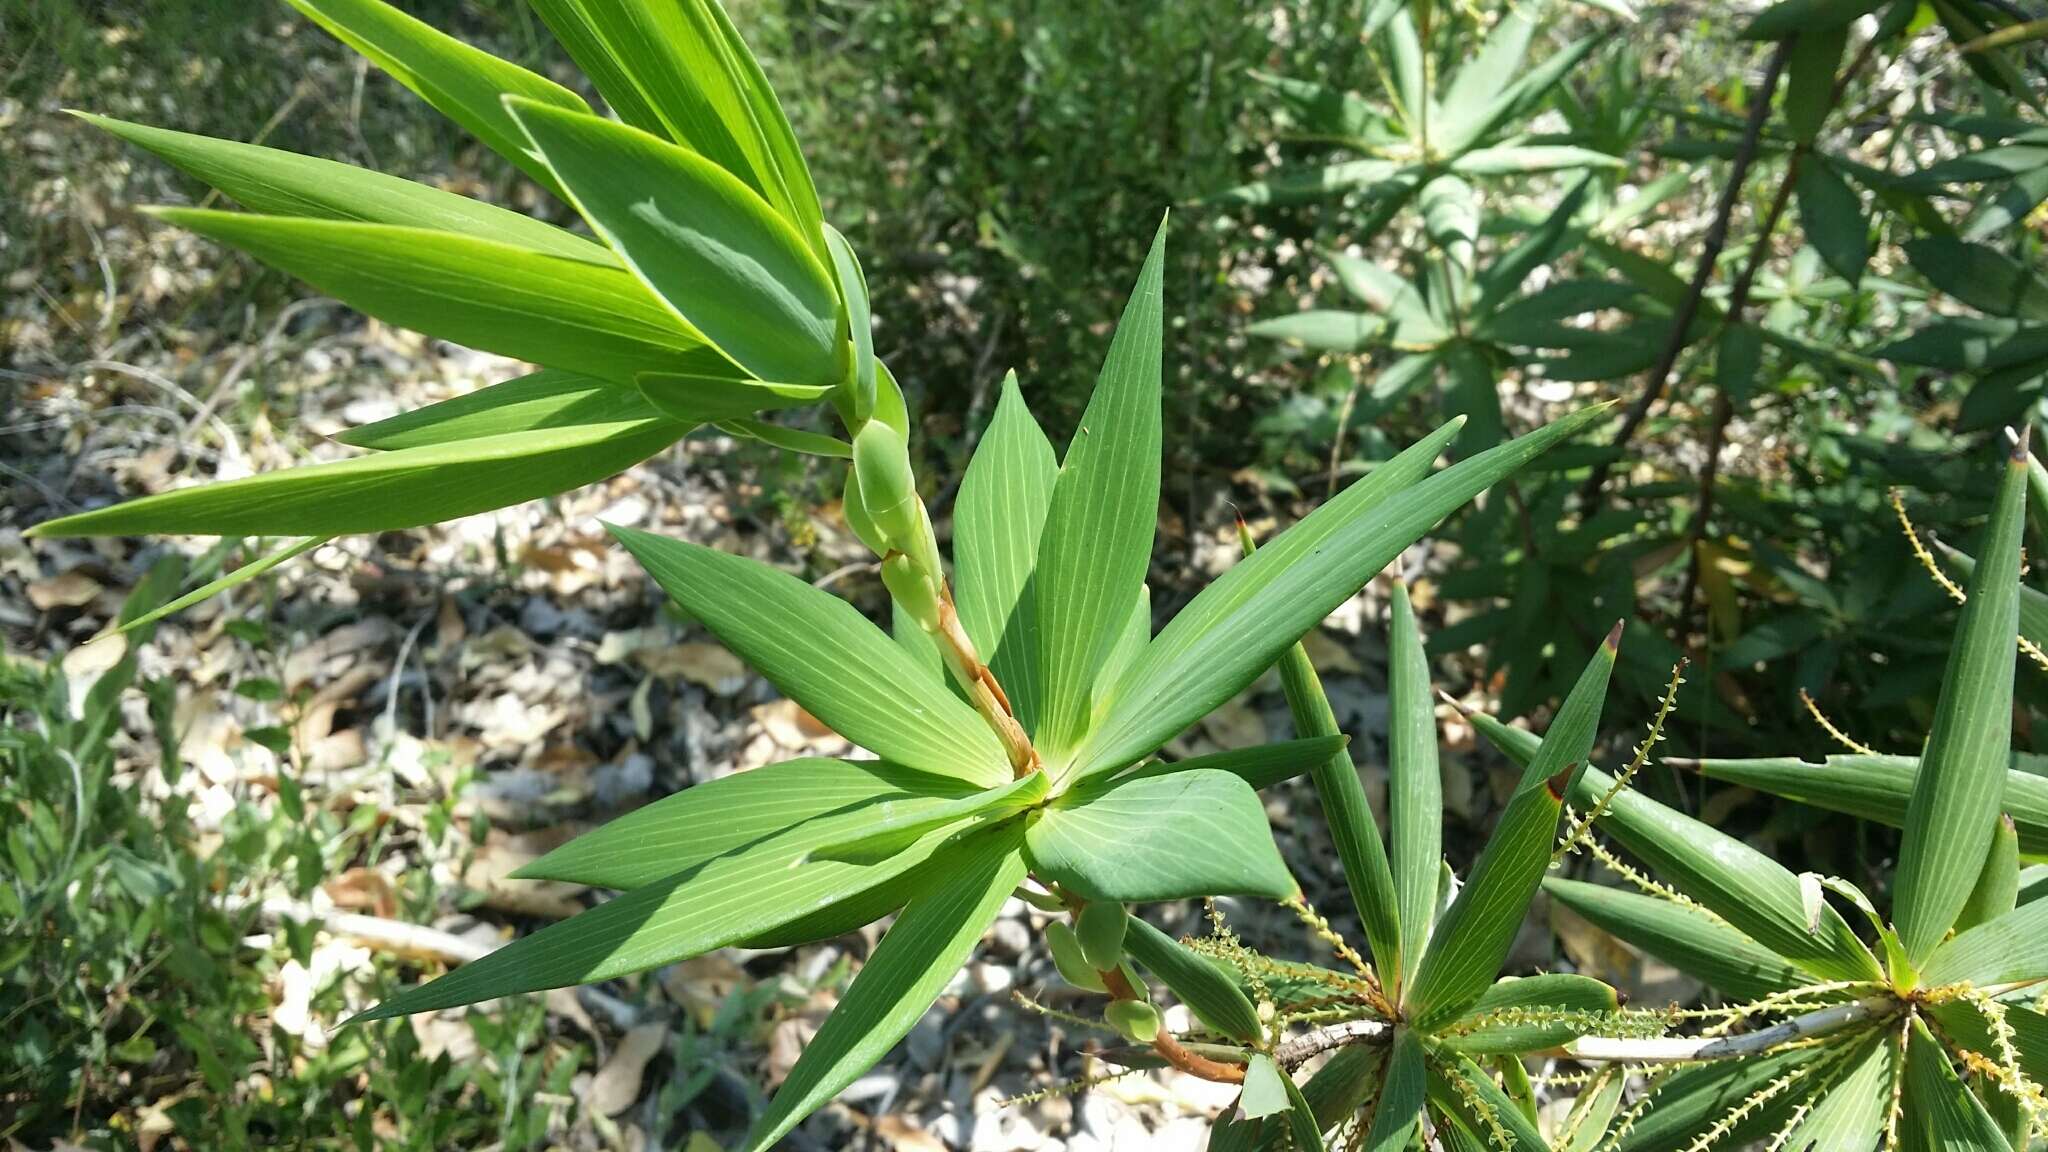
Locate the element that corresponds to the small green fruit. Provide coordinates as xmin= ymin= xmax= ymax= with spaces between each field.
xmin=1047 ymin=922 xmax=1107 ymax=992
xmin=1075 ymin=902 xmax=1128 ymax=971
xmin=1106 ymin=999 xmax=1161 ymax=1043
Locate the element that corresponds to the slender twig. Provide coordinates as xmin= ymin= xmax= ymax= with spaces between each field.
xmin=1273 ymin=1019 xmax=1392 ymax=1067
xmin=1564 ymin=997 xmax=1892 ymax=1064
xmin=1675 ymin=31 xmax=1886 ymax=638
xmin=1578 ymin=40 xmax=1793 ymax=510
xmin=1099 ymin=962 xmax=1248 ymax=1083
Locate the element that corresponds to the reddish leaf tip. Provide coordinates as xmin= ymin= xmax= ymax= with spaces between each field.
xmin=1603 ymin=619 xmax=1624 ymax=651
xmin=1546 ymin=763 xmax=1578 ymax=799
xmin=2010 ymin=424 xmax=2032 ymax=462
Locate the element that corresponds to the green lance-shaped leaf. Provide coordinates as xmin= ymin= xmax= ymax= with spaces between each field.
xmin=1244 ymin=310 xmax=1385 ymax=353
xmin=284 ymin=0 xmax=588 ymax=199
xmin=347 ymin=367 xmax=825 ymax=456
xmin=1443 ymin=341 xmax=1502 ymax=453
xmin=803 ymin=772 xmax=1047 ymax=863
xmin=713 ymin=417 xmax=851 ymax=459
xmin=1740 ymin=0 xmax=1890 ymax=39
xmin=1212 ymin=159 xmax=1421 ymax=210
xmin=1556 ymin=1069 xmax=1626 ymax=1152
xmin=1405 ymin=627 xmax=1618 ymax=1026
xmin=1543 ymin=878 xmax=1810 ymax=1002
xmin=742 ymin=823 xmax=1026 ymax=1152
xmin=1784 ymin=23 xmax=1848 ymax=145
xmin=1428 ymin=1054 xmax=1549 ymax=1152
xmin=1475 ymin=176 xmax=1594 ymax=318
xmin=1900 ymin=1016 xmax=2013 ymax=1152
xmin=1798 ymin=159 xmax=1871 ymax=286
xmin=1921 ymin=893 xmax=2048 ymax=988
xmin=1905 ymin=238 xmax=2048 ymax=323
xmin=1958 ymin=816 xmax=2022 ymax=933
xmin=74 ymin=113 xmax=609 ymax=264
xmin=825 ymin=226 xmax=876 ymax=419
xmin=358 ymin=795 xmax=981 ymax=1021
xmin=338 ymin=370 xmax=660 ymax=449
xmin=1036 ymin=219 xmax=1167 ymax=766
xmin=954 ymin=371 xmax=1059 ymax=735
xmin=1080 ymin=402 xmax=1611 ymax=779
xmin=1611 ymin=1048 xmax=1819 ymax=1152
xmin=1285 ymin=1047 xmax=1384 ymax=1145
xmin=510 ymin=99 xmax=841 ymax=388
xmin=1434 ymin=973 xmax=1622 ymax=1055
xmin=1896 ymin=437 xmax=2029 ymax=966
xmin=1093 ymin=585 xmax=1151 ymax=713
xmin=1469 ymin=710 xmax=1883 ymax=982
xmin=1452 ymin=27 xmax=1609 ymax=158
xmin=609 ymin=527 xmax=1010 ymax=785
xmin=892 ymin=599 xmax=947 ymax=685
xmin=1928 ymin=1000 xmax=2048 ymax=1088
xmin=1276 ymin=615 xmax=1402 ymax=990
xmin=1388 ymin=581 xmax=1441 ymax=992
xmin=1280 ymin=1074 xmax=1327 ymax=1152
xmin=1585 ymin=767 xmax=1884 ymax=983
xmin=1681 ymin=752 xmax=2048 ymax=858
xmin=1361 ymin=1028 xmax=1425 ymax=1152
xmin=117 ymin=535 xmax=332 ymax=634
xmin=1326 ymin=250 xmax=1435 ymax=328
xmin=1024 ymin=769 xmax=1295 ymax=902
xmin=518 ymin=756 xmax=972 ymax=888
xmin=1113 ymin=736 xmax=1351 ymax=792
xmin=1435 ymin=6 xmax=1536 ymax=152
xmin=30 ymin=419 xmax=687 ymax=539
xmin=1942 ymin=532 xmax=2048 ymax=659
xmin=2027 ymin=447 xmax=2048 ymax=548
xmin=526 ymin=0 xmax=828 ymax=264
xmin=148 ymin=209 xmax=724 ymax=387
xmin=1449 ymin=145 xmax=1625 ymax=178
xmin=1779 ymin=1035 xmax=1894 ymax=1152
xmin=1121 ymin=916 xmax=1262 ymax=1043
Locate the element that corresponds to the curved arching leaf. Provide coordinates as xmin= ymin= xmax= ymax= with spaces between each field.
xmin=609 ymin=527 xmax=1012 ymax=785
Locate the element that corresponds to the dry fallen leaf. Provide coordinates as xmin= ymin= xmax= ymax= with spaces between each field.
xmin=752 ymin=698 xmax=836 ymax=750
xmin=1300 ymin=629 xmax=1362 ymax=675
xmin=27 ymin=568 xmax=102 ymax=609
xmin=638 ymin=641 xmax=749 ymax=695
xmin=324 ymin=867 xmax=398 ymax=919
xmin=61 ymin=633 xmax=126 ymax=714
xmin=589 ymin=1022 xmax=669 ymax=1117
xmin=871 ymin=1115 xmax=949 ymax=1152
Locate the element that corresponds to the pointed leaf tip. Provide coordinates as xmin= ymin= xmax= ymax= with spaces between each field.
xmin=1603 ymin=619 xmax=1624 ymax=650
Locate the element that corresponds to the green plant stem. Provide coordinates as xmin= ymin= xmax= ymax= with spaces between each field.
xmin=1059 ymin=890 xmax=1248 ymax=1084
